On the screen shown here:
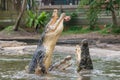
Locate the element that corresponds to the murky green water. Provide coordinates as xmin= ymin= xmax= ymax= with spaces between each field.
xmin=0 ymin=52 xmax=120 ymax=80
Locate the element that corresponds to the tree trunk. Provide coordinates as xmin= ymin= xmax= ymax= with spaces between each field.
xmin=111 ymin=7 xmax=118 ymax=27
xmin=14 ymin=0 xmax=27 ymax=31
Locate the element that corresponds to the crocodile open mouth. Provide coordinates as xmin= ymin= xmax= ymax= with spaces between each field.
xmin=46 ymin=10 xmax=66 ymax=33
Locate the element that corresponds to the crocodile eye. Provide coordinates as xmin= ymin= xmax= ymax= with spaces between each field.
xmin=75 ymin=49 xmax=78 ymax=52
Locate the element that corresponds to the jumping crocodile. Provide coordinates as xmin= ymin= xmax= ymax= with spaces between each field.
xmin=26 ymin=9 xmax=70 ymax=74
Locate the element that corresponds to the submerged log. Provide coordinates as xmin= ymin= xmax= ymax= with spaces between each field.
xmin=49 ymin=55 xmax=72 ymax=71
xmin=26 ymin=9 xmax=70 ymax=74
xmin=75 ymin=39 xmax=93 ymax=72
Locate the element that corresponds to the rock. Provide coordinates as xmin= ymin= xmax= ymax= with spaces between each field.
xmin=95 ymin=43 xmax=108 ymax=48
xmin=0 ymin=40 xmax=27 ymax=47
xmin=0 ymin=46 xmax=4 ymax=50
xmin=0 ymin=45 xmax=37 ymax=55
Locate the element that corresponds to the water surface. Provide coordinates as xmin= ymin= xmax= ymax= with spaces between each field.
xmin=0 ymin=52 xmax=120 ymax=80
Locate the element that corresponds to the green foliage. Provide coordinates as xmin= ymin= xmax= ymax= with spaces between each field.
xmin=78 ymin=0 xmax=89 ymax=7
xmin=112 ymin=26 xmax=120 ymax=34
xmin=2 ymin=26 xmax=27 ymax=36
xmin=99 ymin=24 xmax=120 ymax=34
xmin=79 ymin=0 xmax=102 ymax=30
xmin=105 ymin=0 xmax=120 ymax=11
xmin=80 ymin=27 xmax=92 ymax=33
xmin=70 ymin=12 xmax=78 ymax=18
xmin=4 ymin=26 xmax=13 ymax=32
xmin=26 ymin=11 xmax=36 ymax=27
xmin=79 ymin=0 xmax=120 ymax=30
xmin=26 ymin=11 xmax=49 ymax=28
xmin=69 ymin=26 xmax=82 ymax=31
xmin=63 ymin=26 xmax=91 ymax=34
xmin=99 ymin=24 xmax=112 ymax=34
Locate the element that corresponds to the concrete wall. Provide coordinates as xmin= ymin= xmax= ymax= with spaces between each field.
xmin=66 ymin=17 xmax=120 ymax=26
xmin=1 ymin=17 xmax=120 ymax=29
